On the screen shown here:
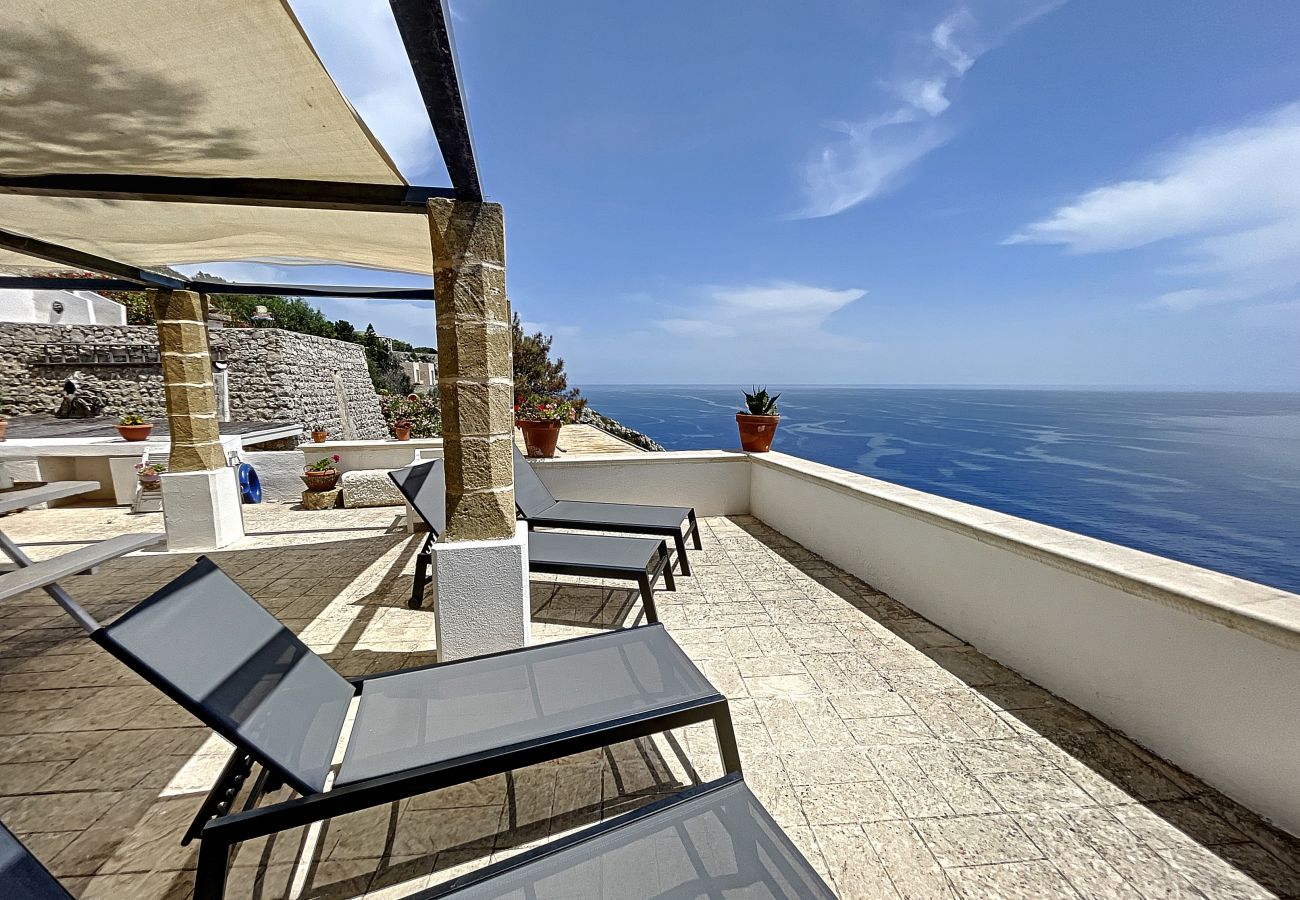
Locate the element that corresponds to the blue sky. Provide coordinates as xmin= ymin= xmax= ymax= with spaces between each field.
xmin=186 ymin=0 xmax=1300 ymax=388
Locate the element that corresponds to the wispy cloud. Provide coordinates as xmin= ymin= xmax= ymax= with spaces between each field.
xmin=1008 ymin=102 xmax=1300 ymax=310
xmin=796 ymin=2 xmax=1062 ymax=219
xmin=655 ymin=282 xmax=867 ymax=346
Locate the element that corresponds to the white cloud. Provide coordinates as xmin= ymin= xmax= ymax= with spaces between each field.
xmin=654 ymin=282 xmax=866 ymax=346
xmin=520 ymin=320 xmax=581 ymax=340
xmin=1008 ymin=103 xmax=1300 ymax=310
xmin=796 ymin=2 xmax=1062 ymax=218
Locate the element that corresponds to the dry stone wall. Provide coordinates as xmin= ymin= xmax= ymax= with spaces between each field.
xmin=0 ymin=323 xmax=386 ymax=439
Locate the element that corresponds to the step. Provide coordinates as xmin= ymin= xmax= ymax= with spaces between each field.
xmin=0 ymin=533 xmax=164 ymax=602
xmin=0 ymin=481 xmax=101 ymax=516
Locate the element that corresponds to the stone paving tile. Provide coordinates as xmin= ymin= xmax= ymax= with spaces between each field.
xmin=0 ymin=505 xmax=1296 ymax=898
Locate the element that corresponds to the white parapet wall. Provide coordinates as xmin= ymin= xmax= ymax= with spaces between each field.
xmin=529 ymin=449 xmax=1300 ymax=835
xmin=748 ymin=451 xmax=1300 ymax=836
xmin=527 ymin=450 xmax=751 ymax=516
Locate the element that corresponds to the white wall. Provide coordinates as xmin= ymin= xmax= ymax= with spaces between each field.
xmin=0 ymin=289 xmax=125 ymax=325
xmin=528 ymin=450 xmax=750 ymax=516
xmin=748 ymin=452 xmax=1300 ymax=836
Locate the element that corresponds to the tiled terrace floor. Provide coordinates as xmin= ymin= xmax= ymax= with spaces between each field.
xmin=0 ymin=503 xmax=1298 ymax=898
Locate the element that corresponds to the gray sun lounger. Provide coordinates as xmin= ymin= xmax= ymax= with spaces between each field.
xmin=0 ymin=821 xmax=74 ymax=899
xmin=412 ymin=772 xmax=835 ymax=899
xmin=514 ymin=445 xmax=703 ymax=575
xmin=51 ymin=556 xmax=740 ymax=900
xmin=390 ymin=460 xmax=674 ymax=621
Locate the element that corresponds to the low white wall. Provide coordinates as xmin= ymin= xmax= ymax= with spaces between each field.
xmin=748 ymin=452 xmax=1300 ymax=836
xmin=301 ymin=439 xmax=442 ymax=475
xmin=527 ymin=450 xmax=750 ymax=516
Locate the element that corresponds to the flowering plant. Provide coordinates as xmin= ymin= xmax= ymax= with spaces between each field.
xmin=135 ymin=462 xmax=167 ymax=476
xmin=118 ymin=412 xmax=147 ymax=426
xmin=305 ymin=454 xmax=341 ymax=473
xmin=514 ymin=394 xmax=578 ymax=423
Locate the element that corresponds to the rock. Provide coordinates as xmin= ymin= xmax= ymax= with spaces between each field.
xmin=578 ymin=407 xmax=665 ymax=451
xmin=300 ymin=488 xmax=341 ymax=510
xmin=341 ymin=469 xmax=407 ymax=507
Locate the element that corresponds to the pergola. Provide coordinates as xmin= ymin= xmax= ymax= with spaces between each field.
xmin=0 ymin=0 xmax=526 ymax=655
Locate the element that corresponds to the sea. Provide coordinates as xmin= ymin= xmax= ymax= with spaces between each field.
xmin=581 ymin=387 xmax=1300 ymax=595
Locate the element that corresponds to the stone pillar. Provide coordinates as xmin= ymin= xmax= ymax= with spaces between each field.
xmin=152 ymin=290 xmax=244 ymax=551
xmin=425 ymin=200 xmax=528 ymax=658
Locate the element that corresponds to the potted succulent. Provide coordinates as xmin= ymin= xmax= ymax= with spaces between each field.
xmin=302 ymin=454 xmax=341 ymax=492
xmin=116 ymin=412 xmax=153 ymax=442
xmin=310 ymin=424 xmax=328 ymax=443
xmin=135 ymin=461 xmax=166 ymax=491
xmin=736 ymin=387 xmax=781 ymax=452
xmin=393 ymin=417 xmax=413 ymax=441
xmin=514 ymin=394 xmax=577 ymax=458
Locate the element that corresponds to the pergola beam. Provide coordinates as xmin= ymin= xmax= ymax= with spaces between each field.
xmin=0 ymin=228 xmax=185 ymax=288
xmin=0 ymin=277 xmax=436 ymax=301
xmin=0 ymin=174 xmax=456 ymax=213
xmin=389 ymin=0 xmax=483 ymax=201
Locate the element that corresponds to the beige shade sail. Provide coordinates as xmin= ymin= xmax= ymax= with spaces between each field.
xmin=0 ymin=0 xmax=438 ymax=275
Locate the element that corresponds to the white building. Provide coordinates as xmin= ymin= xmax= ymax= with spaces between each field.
xmin=0 ymin=289 xmax=126 ymax=325
xmin=400 ymin=351 xmax=438 ymax=393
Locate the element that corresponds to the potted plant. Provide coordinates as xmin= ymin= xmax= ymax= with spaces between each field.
xmin=135 ymin=461 xmax=166 ymax=491
xmin=116 ymin=412 xmax=153 ymax=442
xmin=0 ymin=394 xmax=9 ymax=441
xmin=736 ymin=387 xmax=781 ymax=452
xmin=393 ymin=417 xmax=413 ymax=441
xmin=310 ymin=424 xmax=328 ymax=443
xmin=514 ymin=394 xmax=577 ymax=458
xmin=302 ymin=454 xmax=341 ymax=492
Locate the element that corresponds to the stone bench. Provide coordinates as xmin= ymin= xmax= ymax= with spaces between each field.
xmin=340 ymin=469 xmax=406 ymax=508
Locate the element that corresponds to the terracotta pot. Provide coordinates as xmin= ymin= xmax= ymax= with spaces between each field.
xmin=517 ymin=419 xmax=561 ymax=458
xmin=0 ymin=418 xmax=7 ymax=442
xmin=116 ymin=423 xmax=153 ymax=442
xmin=310 ymin=430 xmax=328 ymax=443
xmin=394 ymin=425 xmax=412 ymax=441
xmin=138 ymin=473 xmax=162 ymax=491
xmin=302 ymin=469 xmax=339 ymax=492
xmin=736 ymin=413 xmax=780 ymax=452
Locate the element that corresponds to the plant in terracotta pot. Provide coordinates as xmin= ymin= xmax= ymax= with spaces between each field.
xmin=116 ymin=412 xmax=153 ymax=442
xmin=736 ymin=387 xmax=781 ymax=452
xmin=310 ymin=423 xmax=328 ymax=443
xmin=302 ymin=454 xmax=341 ymax=492
xmin=514 ymin=394 xmax=577 ymax=458
xmin=135 ymin=461 xmax=167 ymax=491
xmin=393 ymin=417 xmax=413 ymax=441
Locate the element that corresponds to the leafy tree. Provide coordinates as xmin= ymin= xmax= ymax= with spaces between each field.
xmin=333 ymin=319 xmax=358 ymax=342
xmin=213 ymin=294 xmax=337 ymax=337
xmin=512 ymin=313 xmax=581 ymax=405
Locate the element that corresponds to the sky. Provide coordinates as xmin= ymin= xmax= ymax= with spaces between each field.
xmin=186 ymin=0 xmax=1300 ymax=388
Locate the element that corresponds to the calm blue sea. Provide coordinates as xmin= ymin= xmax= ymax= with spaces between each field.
xmin=582 ymin=387 xmax=1300 ymax=594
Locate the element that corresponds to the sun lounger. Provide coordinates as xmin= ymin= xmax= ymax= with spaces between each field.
xmin=412 ymin=772 xmax=836 ymax=899
xmin=513 ymin=445 xmax=702 ymax=575
xmin=390 ymin=460 xmax=674 ymax=620
xmin=51 ymin=557 xmax=739 ymax=899
xmin=0 ymin=821 xmax=74 ymax=899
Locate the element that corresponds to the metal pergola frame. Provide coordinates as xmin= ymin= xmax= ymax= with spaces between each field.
xmin=0 ymin=0 xmax=476 ymax=296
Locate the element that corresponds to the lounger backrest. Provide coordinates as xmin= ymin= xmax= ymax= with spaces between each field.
xmin=92 ymin=557 xmax=353 ymax=795
xmin=389 ymin=459 xmax=447 ymax=536
xmin=512 ymin=445 xmax=558 ymax=517
xmin=0 ymin=821 xmax=73 ymax=899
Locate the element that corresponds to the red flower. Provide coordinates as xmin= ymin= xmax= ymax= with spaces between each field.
xmin=331 ymin=454 xmax=341 ymax=463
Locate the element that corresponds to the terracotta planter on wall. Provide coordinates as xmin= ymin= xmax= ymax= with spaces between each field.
xmin=302 ymin=469 xmax=339 ymax=492
xmin=518 ymin=420 xmax=561 ymax=458
xmin=116 ymin=423 xmax=153 ymax=442
xmin=394 ymin=425 xmax=412 ymax=441
xmin=311 ymin=430 xmax=328 ymax=443
xmin=0 ymin=419 xmax=7 ymax=441
xmin=736 ymin=413 xmax=780 ymax=452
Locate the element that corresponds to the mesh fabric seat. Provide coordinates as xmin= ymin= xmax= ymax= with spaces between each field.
xmin=0 ymin=822 xmax=74 ymax=900
xmin=92 ymin=557 xmax=353 ymax=795
xmin=512 ymin=446 xmax=702 ymax=575
xmin=338 ymin=623 xmax=714 ymax=785
xmin=390 ymin=460 xmax=673 ymax=617
xmin=414 ymin=775 xmax=835 ymax=899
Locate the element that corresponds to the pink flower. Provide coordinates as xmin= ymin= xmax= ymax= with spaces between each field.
xmin=332 ymin=454 xmax=341 ymax=462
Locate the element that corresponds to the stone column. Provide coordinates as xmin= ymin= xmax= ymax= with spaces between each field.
xmin=424 ymin=200 xmax=529 ymax=658
xmin=152 ymin=290 xmax=244 ymax=551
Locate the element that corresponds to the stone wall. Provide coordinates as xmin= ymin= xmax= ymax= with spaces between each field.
xmin=0 ymin=323 xmax=386 ymax=439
